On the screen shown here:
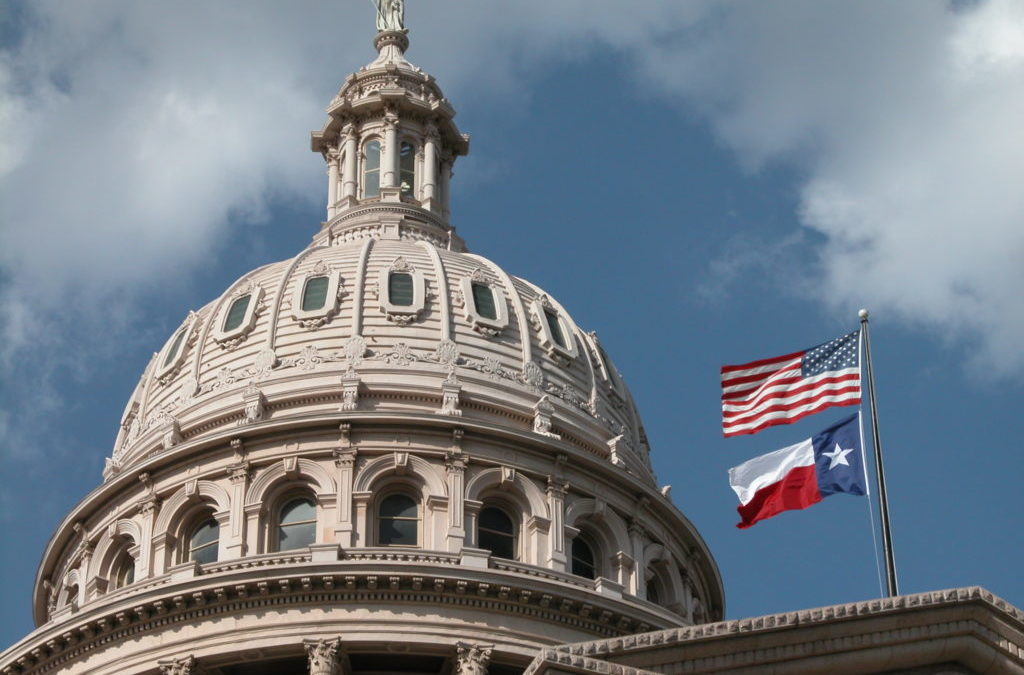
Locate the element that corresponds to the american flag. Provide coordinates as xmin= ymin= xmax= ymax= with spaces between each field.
xmin=721 ymin=331 xmax=861 ymax=437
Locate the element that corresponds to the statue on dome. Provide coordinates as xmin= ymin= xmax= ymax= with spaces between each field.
xmin=374 ymin=0 xmax=405 ymax=32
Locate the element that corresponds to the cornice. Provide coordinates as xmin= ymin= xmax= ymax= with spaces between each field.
xmin=5 ymin=559 xmax=687 ymax=675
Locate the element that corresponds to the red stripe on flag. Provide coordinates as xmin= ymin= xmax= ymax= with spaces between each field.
xmin=736 ymin=464 xmax=822 ymax=529
xmin=722 ymin=373 xmax=804 ymax=401
xmin=723 ymin=396 xmax=861 ymax=437
xmin=720 ymin=350 xmax=805 ymax=375
xmin=722 ymin=376 xmax=862 ymax=417
xmin=721 ymin=363 xmax=802 ymax=392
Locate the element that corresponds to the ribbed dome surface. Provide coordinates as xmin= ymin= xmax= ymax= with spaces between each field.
xmin=109 ymin=231 xmax=652 ymax=483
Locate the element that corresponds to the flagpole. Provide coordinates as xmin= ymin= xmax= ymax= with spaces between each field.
xmin=859 ymin=309 xmax=899 ymax=597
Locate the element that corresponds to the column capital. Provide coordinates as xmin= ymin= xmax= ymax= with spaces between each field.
xmin=455 ymin=642 xmax=493 ymax=675
xmin=158 ymin=655 xmax=198 ymax=675
xmin=305 ymin=637 xmax=344 ymax=675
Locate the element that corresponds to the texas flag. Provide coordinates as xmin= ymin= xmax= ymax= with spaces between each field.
xmin=728 ymin=413 xmax=867 ymax=529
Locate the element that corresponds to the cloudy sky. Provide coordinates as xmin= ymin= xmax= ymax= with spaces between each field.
xmin=2 ymin=0 xmax=1023 ymax=647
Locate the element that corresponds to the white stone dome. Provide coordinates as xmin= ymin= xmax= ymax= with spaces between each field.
xmin=108 ymin=220 xmax=653 ymax=485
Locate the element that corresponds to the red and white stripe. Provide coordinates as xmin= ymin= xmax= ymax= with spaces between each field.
xmin=721 ymin=351 xmax=860 ymax=437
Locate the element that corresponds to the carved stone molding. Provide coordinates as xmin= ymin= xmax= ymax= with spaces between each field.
xmin=158 ymin=655 xmax=198 ymax=675
xmin=305 ymin=637 xmax=344 ymax=675
xmin=455 ymin=642 xmax=493 ymax=675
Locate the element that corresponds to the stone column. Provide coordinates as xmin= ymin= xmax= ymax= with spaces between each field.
xmin=382 ymin=110 xmax=399 ymax=188
xmin=138 ymin=496 xmax=158 ymax=579
xmin=326 ymin=148 xmax=340 ymax=219
xmin=422 ymin=123 xmax=439 ymax=208
xmin=342 ymin=123 xmax=359 ymax=201
xmin=445 ymin=442 xmax=467 ymax=553
xmin=305 ymin=637 xmax=345 ymax=675
xmin=225 ymin=439 xmax=249 ymax=560
xmin=439 ymin=155 xmax=453 ymax=218
xmin=546 ymin=478 xmax=568 ymax=571
xmin=334 ymin=428 xmax=357 ymax=547
xmin=455 ymin=642 xmax=493 ymax=675
xmin=628 ymin=520 xmax=645 ymax=597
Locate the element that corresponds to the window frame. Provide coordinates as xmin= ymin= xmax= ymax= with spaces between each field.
xmin=186 ymin=516 xmax=220 ymax=566
xmin=275 ymin=495 xmax=318 ymax=552
xmin=460 ymin=275 xmax=508 ymax=336
xmin=375 ymin=491 xmax=421 ymax=547
xmin=570 ymin=533 xmax=599 ymax=580
xmin=291 ymin=266 xmax=344 ymax=327
xmin=155 ymin=313 xmax=197 ymax=380
xmin=362 ymin=138 xmax=382 ymax=199
xmin=533 ymin=298 xmax=578 ymax=363
xmin=377 ymin=261 xmax=426 ymax=323
xmin=399 ymin=139 xmax=417 ymax=198
xmin=212 ymin=284 xmax=264 ymax=346
xmin=477 ymin=504 xmax=519 ymax=561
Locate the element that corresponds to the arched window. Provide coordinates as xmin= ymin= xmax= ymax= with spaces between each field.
xmin=388 ymin=272 xmax=415 ymax=306
xmin=399 ymin=141 xmax=416 ymax=197
xmin=223 ymin=294 xmax=251 ymax=332
xmin=571 ymin=536 xmax=597 ymax=579
xmin=162 ymin=328 xmax=187 ymax=368
xmin=471 ymin=283 xmax=497 ymax=320
xmin=301 ymin=276 xmax=329 ymax=312
xmin=188 ymin=518 xmax=219 ymax=564
xmin=544 ymin=309 xmax=568 ymax=349
xmin=646 ymin=576 xmax=664 ymax=604
xmin=363 ymin=140 xmax=381 ymax=198
xmin=378 ymin=494 xmax=418 ymax=546
xmin=278 ymin=498 xmax=317 ymax=551
xmin=478 ymin=506 xmax=516 ymax=560
xmin=110 ymin=548 xmax=135 ymax=590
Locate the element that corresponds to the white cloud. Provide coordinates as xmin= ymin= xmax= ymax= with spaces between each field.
xmin=1 ymin=0 xmax=1022 ymax=466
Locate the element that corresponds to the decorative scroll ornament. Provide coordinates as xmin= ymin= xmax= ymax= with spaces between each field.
xmin=242 ymin=382 xmax=267 ymax=425
xmin=253 ymin=348 xmax=278 ymax=380
xmin=455 ymin=642 xmax=493 ymax=675
xmin=434 ymin=339 xmax=460 ymax=372
xmin=522 ymin=361 xmax=544 ymax=389
xmin=343 ymin=335 xmax=368 ymax=374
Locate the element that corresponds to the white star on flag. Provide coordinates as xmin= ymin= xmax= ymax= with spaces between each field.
xmin=823 ymin=443 xmax=854 ymax=470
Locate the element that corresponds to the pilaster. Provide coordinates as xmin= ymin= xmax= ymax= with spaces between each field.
xmin=334 ymin=423 xmax=358 ymax=547
xmin=225 ymin=438 xmax=249 ymax=559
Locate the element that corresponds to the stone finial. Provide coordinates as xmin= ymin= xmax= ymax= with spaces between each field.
xmin=158 ymin=655 xmax=198 ymax=675
xmin=305 ymin=637 xmax=343 ymax=675
xmin=455 ymin=642 xmax=493 ymax=675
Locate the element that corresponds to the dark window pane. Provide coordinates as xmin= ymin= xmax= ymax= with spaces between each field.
xmin=472 ymin=282 xmax=497 ymax=320
xmin=279 ymin=521 xmax=316 ymax=551
xmin=400 ymin=142 xmax=415 ymax=196
xmin=545 ymin=310 xmax=567 ymax=348
xmin=479 ymin=507 xmax=513 ymax=534
xmin=163 ymin=329 xmax=186 ymax=367
xmin=388 ymin=273 xmax=414 ymax=306
xmin=191 ymin=542 xmax=218 ymax=565
xmin=646 ymin=580 xmax=661 ymax=604
xmin=571 ymin=538 xmax=596 ymax=579
xmin=123 ymin=563 xmax=135 ymax=585
xmin=223 ymin=294 xmax=251 ymax=332
xmin=190 ymin=519 xmax=219 ymax=548
xmin=280 ymin=498 xmax=315 ymax=525
xmin=365 ymin=141 xmax=381 ymax=170
xmin=379 ymin=517 xmax=417 ymax=546
xmin=379 ymin=494 xmax=417 ymax=518
xmin=301 ymin=276 xmax=329 ymax=311
xmin=479 ymin=529 xmax=515 ymax=560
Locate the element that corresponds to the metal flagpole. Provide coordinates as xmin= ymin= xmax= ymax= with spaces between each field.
xmin=859 ymin=309 xmax=899 ymax=597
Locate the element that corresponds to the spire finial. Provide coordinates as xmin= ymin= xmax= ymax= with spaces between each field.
xmin=372 ymin=0 xmax=409 ymax=57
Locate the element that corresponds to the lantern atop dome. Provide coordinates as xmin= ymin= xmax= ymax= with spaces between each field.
xmin=310 ymin=4 xmax=470 ymax=247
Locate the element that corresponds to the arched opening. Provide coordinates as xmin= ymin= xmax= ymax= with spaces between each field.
xmin=110 ymin=547 xmax=136 ymax=590
xmin=277 ymin=497 xmax=317 ymax=551
xmin=377 ymin=493 xmax=418 ymax=546
xmin=571 ymin=535 xmax=598 ymax=579
xmin=187 ymin=517 xmax=219 ymax=564
xmin=399 ymin=141 xmax=416 ymax=197
xmin=363 ymin=140 xmax=381 ymax=198
xmin=478 ymin=505 xmax=516 ymax=560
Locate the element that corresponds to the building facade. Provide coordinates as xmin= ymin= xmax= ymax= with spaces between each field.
xmin=2 ymin=12 xmax=1022 ymax=675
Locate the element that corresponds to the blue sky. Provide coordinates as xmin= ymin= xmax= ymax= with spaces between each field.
xmin=2 ymin=0 xmax=1024 ymax=648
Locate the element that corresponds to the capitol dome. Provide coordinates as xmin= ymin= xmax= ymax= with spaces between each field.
xmin=10 ymin=14 xmax=722 ymax=675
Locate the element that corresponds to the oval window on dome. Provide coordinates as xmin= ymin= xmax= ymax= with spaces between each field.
xmin=471 ymin=282 xmax=497 ymax=321
xmin=301 ymin=276 xmax=329 ymax=311
xmin=544 ymin=309 xmax=567 ymax=349
xmin=223 ymin=294 xmax=251 ymax=332
xmin=162 ymin=329 xmax=187 ymax=368
xmin=388 ymin=272 xmax=415 ymax=307
xmin=364 ymin=140 xmax=381 ymax=198
xmin=399 ymin=141 xmax=416 ymax=197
